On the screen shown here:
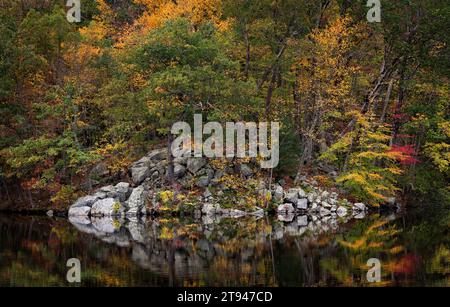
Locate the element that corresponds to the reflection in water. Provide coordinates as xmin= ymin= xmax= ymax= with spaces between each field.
xmin=0 ymin=209 xmax=448 ymax=287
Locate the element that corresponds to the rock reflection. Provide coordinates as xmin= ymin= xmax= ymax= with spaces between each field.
xmin=68 ymin=211 xmax=364 ymax=284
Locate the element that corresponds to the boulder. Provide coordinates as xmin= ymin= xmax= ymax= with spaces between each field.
xmin=297 ymin=198 xmax=308 ymax=210
xmin=93 ymin=191 xmax=107 ymax=199
xmin=240 ymin=164 xmax=253 ymax=177
xmin=353 ymin=203 xmax=367 ymax=211
xmin=187 ymin=158 xmax=206 ymax=174
xmin=91 ymin=217 xmax=120 ymax=234
xmin=132 ymin=156 xmax=151 ymax=168
xmin=147 ymin=148 xmax=167 ymax=161
xmin=321 ymin=201 xmax=332 ymax=208
xmin=202 ymin=203 xmax=218 ymax=215
xmin=230 ymin=209 xmax=246 ymax=218
xmin=126 ymin=186 xmax=147 ymax=216
xmin=91 ymin=198 xmax=124 ymax=217
xmin=320 ymin=207 xmax=331 ymax=216
xmin=284 ymin=190 xmax=299 ymax=204
xmin=273 ymin=185 xmax=284 ymax=202
xmin=68 ymin=214 xmax=91 ymax=225
xmin=307 ymin=192 xmax=316 ymax=203
xmin=173 ymin=163 xmax=186 ymax=178
xmin=336 ymin=206 xmax=348 ymax=217
xmin=131 ymin=166 xmax=150 ymax=185
xmin=71 ymin=195 xmax=99 ymax=208
xmin=196 ymin=176 xmax=210 ymax=188
xmin=277 ymin=203 xmax=295 ymax=214
xmin=277 ymin=213 xmax=295 ymax=222
xmin=115 ymin=182 xmax=131 ymax=201
xmin=297 ymin=215 xmax=308 ymax=227
xmin=203 ymin=188 xmax=212 ymax=199
xmin=309 ymin=203 xmax=319 ymax=212
xmin=68 ymin=206 xmax=91 ymax=217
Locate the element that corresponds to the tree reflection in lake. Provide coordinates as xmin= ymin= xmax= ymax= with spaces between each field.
xmin=0 ymin=208 xmax=448 ymax=286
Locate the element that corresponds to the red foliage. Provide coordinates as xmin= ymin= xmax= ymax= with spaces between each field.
xmin=392 ymin=113 xmax=408 ymax=120
xmin=391 ymin=254 xmax=421 ymax=275
xmin=388 ymin=145 xmax=421 ymax=165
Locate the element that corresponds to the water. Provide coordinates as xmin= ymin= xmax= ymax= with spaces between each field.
xmin=0 ymin=207 xmax=448 ymax=287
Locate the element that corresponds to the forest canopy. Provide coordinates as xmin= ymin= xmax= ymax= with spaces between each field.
xmin=0 ymin=0 xmax=448 ymax=208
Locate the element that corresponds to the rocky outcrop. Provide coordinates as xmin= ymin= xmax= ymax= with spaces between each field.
xmin=69 ymin=148 xmax=371 ymax=220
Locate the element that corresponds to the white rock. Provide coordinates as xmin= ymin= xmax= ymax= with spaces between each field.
xmin=320 ymin=207 xmax=331 ymax=216
xmin=284 ymin=190 xmax=299 ymax=204
xmin=273 ymin=185 xmax=284 ymax=201
xmin=321 ymin=201 xmax=332 ymax=208
xmin=353 ymin=203 xmax=367 ymax=211
xmin=71 ymin=195 xmax=99 ymax=208
xmin=126 ymin=186 xmax=147 ymax=216
xmin=130 ymin=166 xmax=150 ymax=185
xmin=187 ymin=157 xmax=206 ymax=174
xmin=297 ymin=215 xmax=308 ymax=227
xmin=277 ymin=203 xmax=295 ymax=213
xmin=91 ymin=198 xmax=124 ymax=217
xmin=336 ymin=206 xmax=348 ymax=217
xmin=277 ymin=214 xmax=294 ymax=222
xmin=68 ymin=206 xmax=91 ymax=217
xmin=297 ymin=198 xmax=308 ymax=210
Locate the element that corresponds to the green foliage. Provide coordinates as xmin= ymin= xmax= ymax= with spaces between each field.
xmin=321 ymin=113 xmax=402 ymax=206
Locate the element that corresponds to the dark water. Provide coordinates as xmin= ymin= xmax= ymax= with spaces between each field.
xmin=0 ymin=207 xmax=448 ymax=287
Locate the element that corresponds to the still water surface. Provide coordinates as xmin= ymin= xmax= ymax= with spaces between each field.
xmin=0 ymin=207 xmax=448 ymax=287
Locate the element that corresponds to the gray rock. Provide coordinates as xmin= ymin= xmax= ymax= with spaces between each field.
xmin=91 ymin=217 xmax=122 ymax=234
xmin=307 ymin=192 xmax=316 ymax=203
xmin=202 ymin=203 xmax=218 ymax=215
xmin=173 ymin=163 xmax=186 ymax=178
xmin=147 ymin=148 xmax=167 ymax=161
xmin=196 ymin=176 xmax=210 ymax=188
xmin=100 ymin=185 xmax=115 ymax=193
xmin=203 ymin=188 xmax=212 ymax=199
xmin=353 ymin=203 xmax=367 ymax=211
xmin=187 ymin=158 xmax=207 ymax=174
xmin=68 ymin=206 xmax=91 ymax=217
xmin=240 ymin=164 xmax=253 ymax=177
xmin=230 ymin=209 xmax=246 ymax=218
xmin=126 ymin=186 xmax=147 ymax=216
xmin=297 ymin=215 xmax=308 ymax=227
xmin=115 ymin=182 xmax=130 ymax=201
xmin=321 ymin=201 xmax=332 ymax=208
xmin=131 ymin=166 xmax=150 ymax=185
xmin=297 ymin=198 xmax=308 ymax=210
xmin=132 ymin=156 xmax=151 ymax=168
xmin=284 ymin=190 xmax=299 ymax=204
xmin=91 ymin=198 xmax=124 ymax=217
xmin=46 ymin=210 xmax=54 ymax=217
xmin=277 ymin=203 xmax=295 ymax=213
xmin=93 ymin=191 xmax=107 ymax=199
xmin=68 ymin=215 xmax=91 ymax=225
xmin=331 ymin=205 xmax=337 ymax=212
xmin=72 ymin=195 xmax=99 ymax=208
xmin=297 ymin=188 xmax=307 ymax=198
xmin=273 ymin=185 xmax=284 ymax=201
xmin=320 ymin=207 xmax=331 ymax=216
xmin=336 ymin=206 xmax=348 ymax=217
xmin=353 ymin=211 xmax=366 ymax=219
xmin=277 ymin=213 xmax=295 ymax=222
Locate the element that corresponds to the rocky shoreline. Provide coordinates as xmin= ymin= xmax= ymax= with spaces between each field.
xmin=68 ymin=148 xmax=394 ymax=223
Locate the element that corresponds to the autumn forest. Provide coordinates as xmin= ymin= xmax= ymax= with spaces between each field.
xmin=0 ymin=0 xmax=448 ymax=211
